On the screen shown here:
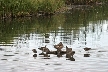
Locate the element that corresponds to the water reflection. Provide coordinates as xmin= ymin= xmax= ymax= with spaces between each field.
xmin=0 ymin=4 xmax=108 ymax=72
xmin=84 ymin=54 xmax=90 ymax=57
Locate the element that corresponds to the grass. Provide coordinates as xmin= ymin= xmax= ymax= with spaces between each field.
xmin=66 ymin=0 xmax=108 ymax=5
xmin=0 ymin=0 xmax=107 ymax=18
xmin=0 ymin=0 xmax=65 ymax=18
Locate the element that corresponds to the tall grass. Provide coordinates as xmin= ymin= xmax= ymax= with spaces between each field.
xmin=66 ymin=0 xmax=108 ymax=5
xmin=0 ymin=0 xmax=65 ymax=18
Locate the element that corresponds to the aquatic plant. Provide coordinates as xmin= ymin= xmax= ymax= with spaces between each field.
xmin=65 ymin=0 xmax=108 ymax=5
xmin=0 ymin=0 xmax=65 ymax=18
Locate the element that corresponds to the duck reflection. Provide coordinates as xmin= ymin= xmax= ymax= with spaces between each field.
xmin=66 ymin=57 xmax=75 ymax=61
xmin=39 ymin=52 xmax=50 ymax=57
xmin=33 ymin=54 xmax=37 ymax=57
xmin=66 ymin=46 xmax=75 ymax=58
xmin=84 ymin=54 xmax=90 ymax=57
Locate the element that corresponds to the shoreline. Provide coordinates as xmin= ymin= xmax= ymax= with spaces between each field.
xmin=0 ymin=1 xmax=106 ymax=20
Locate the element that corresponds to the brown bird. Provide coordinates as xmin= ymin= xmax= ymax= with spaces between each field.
xmin=54 ymin=42 xmax=64 ymax=50
xmin=84 ymin=47 xmax=91 ymax=51
xmin=38 ymin=45 xmax=47 ymax=50
xmin=66 ymin=46 xmax=75 ymax=58
xmin=43 ymin=48 xmax=50 ymax=54
xmin=66 ymin=46 xmax=72 ymax=53
xmin=32 ymin=49 xmax=37 ymax=53
xmin=38 ymin=45 xmax=50 ymax=54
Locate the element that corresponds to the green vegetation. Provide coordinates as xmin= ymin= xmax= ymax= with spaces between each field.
xmin=0 ymin=0 xmax=108 ymax=18
xmin=0 ymin=0 xmax=65 ymax=18
xmin=74 ymin=0 xmax=108 ymax=4
xmin=66 ymin=0 xmax=108 ymax=5
xmin=0 ymin=4 xmax=108 ymax=43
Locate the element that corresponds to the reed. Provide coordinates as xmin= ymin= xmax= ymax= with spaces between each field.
xmin=66 ymin=0 xmax=108 ymax=5
xmin=0 ymin=0 xmax=65 ymax=18
xmin=0 ymin=0 xmax=107 ymax=18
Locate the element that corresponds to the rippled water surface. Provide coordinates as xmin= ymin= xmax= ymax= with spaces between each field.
xmin=0 ymin=5 xmax=108 ymax=72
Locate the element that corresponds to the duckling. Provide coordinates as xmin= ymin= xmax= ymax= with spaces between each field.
xmin=57 ymin=48 xmax=62 ymax=55
xmin=54 ymin=42 xmax=64 ymax=50
xmin=66 ymin=46 xmax=72 ymax=53
xmin=66 ymin=46 xmax=75 ymax=57
xmin=84 ymin=47 xmax=91 ymax=51
xmin=38 ymin=45 xmax=50 ymax=54
xmin=43 ymin=48 xmax=50 ymax=54
xmin=38 ymin=45 xmax=47 ymax=50
xmin=66 ymin=51 xmax=75 ymax=58
xmin=32 ymin=49 xmax=37 ymax=53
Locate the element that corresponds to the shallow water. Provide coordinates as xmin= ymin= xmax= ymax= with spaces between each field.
xmin=0 ymin=5 xmax=108 ymax=72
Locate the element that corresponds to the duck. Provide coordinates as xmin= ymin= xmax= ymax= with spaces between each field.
xmin=32 ymin=49 xmax=37 ymax=53
xmin=84 ymin=47 xmax=91 ymax=51
xmin=66 ymin=46 xmax=72 ymax=53
xmin=38 ymin=45 xmax=50 ymax=54
xmin=66 ymin=46 xmax=75 ymax=57
xmin=54 ymin=42 xmax=64 ymax=50
xmin=38 ymin=45 xmax=47 ymax=50
xmin=43 ymin=48 xmax=50 ymax=54
xmin=66 ymin=51 xmax=75 ymax=58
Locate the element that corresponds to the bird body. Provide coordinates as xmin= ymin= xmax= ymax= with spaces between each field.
xmin=32 ymin=49 xmax=37 ymax=53
xmin=84 ymin=47 xmax=91 ymax=51
xmin=66 ymin=46 xmax=75 ymax=57
xmin=54 ymin=42 xmax=63 ymax=50
xmin=38 ymin=45 xmax=50 ymax=54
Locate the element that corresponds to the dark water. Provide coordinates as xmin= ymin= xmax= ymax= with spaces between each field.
xmin=0 ymin=5 xmax=108 ymax=72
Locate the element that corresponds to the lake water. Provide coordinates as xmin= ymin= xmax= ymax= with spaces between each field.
xmin=0 ymin=5 xmax=108 ymax=72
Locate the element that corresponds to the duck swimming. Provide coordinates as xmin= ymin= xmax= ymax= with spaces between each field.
xmin=38 ymin=45 xmax=50 ymax=54
xmin=32 ymin=49 xmax=37 ymax=53
xmin=54 ymin=42 xmax=64 ymax=50
xmin=84 ymin=47 xmax=91 ymax=51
